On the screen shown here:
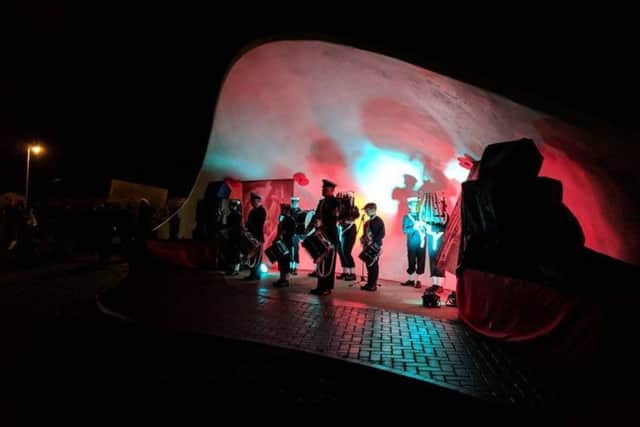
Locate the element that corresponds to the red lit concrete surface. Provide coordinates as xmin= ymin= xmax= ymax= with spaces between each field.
xmin=157 ymin=40 xmax=639 ymax=279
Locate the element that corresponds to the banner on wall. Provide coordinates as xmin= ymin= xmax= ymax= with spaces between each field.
xmin=241 ymin=179 xmax=294 ymax=248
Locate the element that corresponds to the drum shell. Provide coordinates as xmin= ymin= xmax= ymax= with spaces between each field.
xmin=358 ymin=242 xmax=381 ymax=265
xmin=265 ymin=239 xmax=290 ymax=263
xmin=238 ymin=231 xmax=261 ymax=257
xmin=302 ymin=230 xmax=333 ymax=263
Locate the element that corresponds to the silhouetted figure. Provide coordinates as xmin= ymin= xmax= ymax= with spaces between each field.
xmin=460 ymin=139 xmax=585 ymax=287
xmin=456 ymin=137 xmax=640 ymax=377
xmin=290 ymin=196 xmax=302 ymax=275
xmin=360 ymin=202 xmax=385 ymax=292
xmin=193 ymin=181 xmax=231 ymax=241
xmin=309 ymin=179 xmax=340 ymax=296
xmin=223 ymin=199 xmax=242 ymax=275
xmin=273 ymin=203 xmax=295 ymax=287
xmin=245 ymin=193 xmax=266 ymax=280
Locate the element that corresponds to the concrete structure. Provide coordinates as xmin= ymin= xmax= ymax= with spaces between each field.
xmin=159 ymin=40 xmax=639 ymax=281
xmin=108 ymin=179 xmax=168 ymax=209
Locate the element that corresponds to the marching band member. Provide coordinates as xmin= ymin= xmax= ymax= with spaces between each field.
xmin=245 ymin=192 xmax=266 ymax=280
xmin=402 ymin=196 xmax=427 ymax=288
xmin=309 ymin=179 xmax=339 ymax=296
xmin=273 ymin=203 xmax=296 ymax=288
xmin=426 ymin=210 xmax=448 ymax=292
xmin=290 ymin=196 xmax=302 ymax=275
xmin=360 ymin=202 xmax=385 ymax=292
xmin=337 ymin=215 xmax=357 ymax=281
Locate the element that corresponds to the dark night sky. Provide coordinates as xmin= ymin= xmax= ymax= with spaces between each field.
xmin=2 ymin=4 xmax=638 ymax=200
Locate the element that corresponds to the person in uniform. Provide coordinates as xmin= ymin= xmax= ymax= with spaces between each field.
xmin=401 ymin=196 xmax=427 ymax=288
xmin=245 ymin=192 xmax=266 ymax=280
xmin=426 ymin=214 xmax=448 ymax=292
xmin=290 ymin=196 xmax=302 ymax=275
xmin=273 ymin=203 xmax=296 ymax=287
xmin=309 ymin=179 xmax=339 ymax=296
xmin=360 ymin=202 xmax=385 ymax=292
xmin=337 ymin=214 xmax=357 ymax=281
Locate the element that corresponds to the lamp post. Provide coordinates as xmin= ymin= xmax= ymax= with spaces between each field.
xmin=25 ymin=144 xmax=43 ymax=206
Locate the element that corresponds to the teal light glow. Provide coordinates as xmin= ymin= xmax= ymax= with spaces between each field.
xmin=260 ymin=263 xmax=269 ymax=273
xmin=444 ymin=158 xmax=470 ymax=183
xmin=353 ymin=142 xmax=426 ymax=214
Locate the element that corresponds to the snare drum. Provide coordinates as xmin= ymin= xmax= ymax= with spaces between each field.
xmin=302 ymin=229 xmax=333 ymax=263
xmin=265 ymin=239 xmax=290 ymax=263
xmin=238 ymin=230 xmax=261 ymax=257
xmin=358 ymin=242 xmax=381 ymax=266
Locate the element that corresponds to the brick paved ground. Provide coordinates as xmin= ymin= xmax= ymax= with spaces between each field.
xmin=4 ymin=260 xmax=635 ymax=425
xmin=99 ymin=269 xmax=554 ymax=408
xmin=230 ymin=270 xmax=460 ymax=320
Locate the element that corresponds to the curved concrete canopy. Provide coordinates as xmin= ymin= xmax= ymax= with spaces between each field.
xmin=162 ymin=40 xmax=638 ymax=280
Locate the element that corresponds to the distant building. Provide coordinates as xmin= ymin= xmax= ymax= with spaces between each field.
xmin=0 ymin=192 xmax=26 ymax=207
xmin=107 ymin=179 xmax=168 ymax=209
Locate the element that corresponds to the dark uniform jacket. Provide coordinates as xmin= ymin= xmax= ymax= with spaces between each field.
xmin=246 ymin=205 xmax=266 ymax=242
xmin=226 ymin=210 xmax=242 ymax=241
xmin=277 ymin=215 xmax=296 ymax=247
xmin=313 ymin=197 xmax=339 ymax=244
xmin=364 ymin=215 xmax=385 ymax=247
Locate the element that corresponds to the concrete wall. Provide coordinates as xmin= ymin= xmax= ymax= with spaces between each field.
xmin=159 ymin=40 xmax=639 ymax=279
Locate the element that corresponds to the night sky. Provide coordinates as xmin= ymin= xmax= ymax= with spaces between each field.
xmin=2 ymin=4 xmax=638 ymax=200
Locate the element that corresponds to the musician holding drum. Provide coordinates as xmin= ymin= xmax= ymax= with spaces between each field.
xmin=245 ymin=192 xmax=266 ymax=280
xmin=360 ymin=202 xmax=385 ymax=292
xmin=272 ymin=203 xmax=296 ymax=288
xmin=308 ymin=179 xmax=340 ymax=296
xmin=290 ymin=196 xmax=302 ymax=275
xmin=336 ymin=191 xmax=359 ymax=282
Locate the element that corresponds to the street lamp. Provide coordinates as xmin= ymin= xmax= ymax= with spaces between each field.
xmin=25 ymin=143 xmax=44 ymax=206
